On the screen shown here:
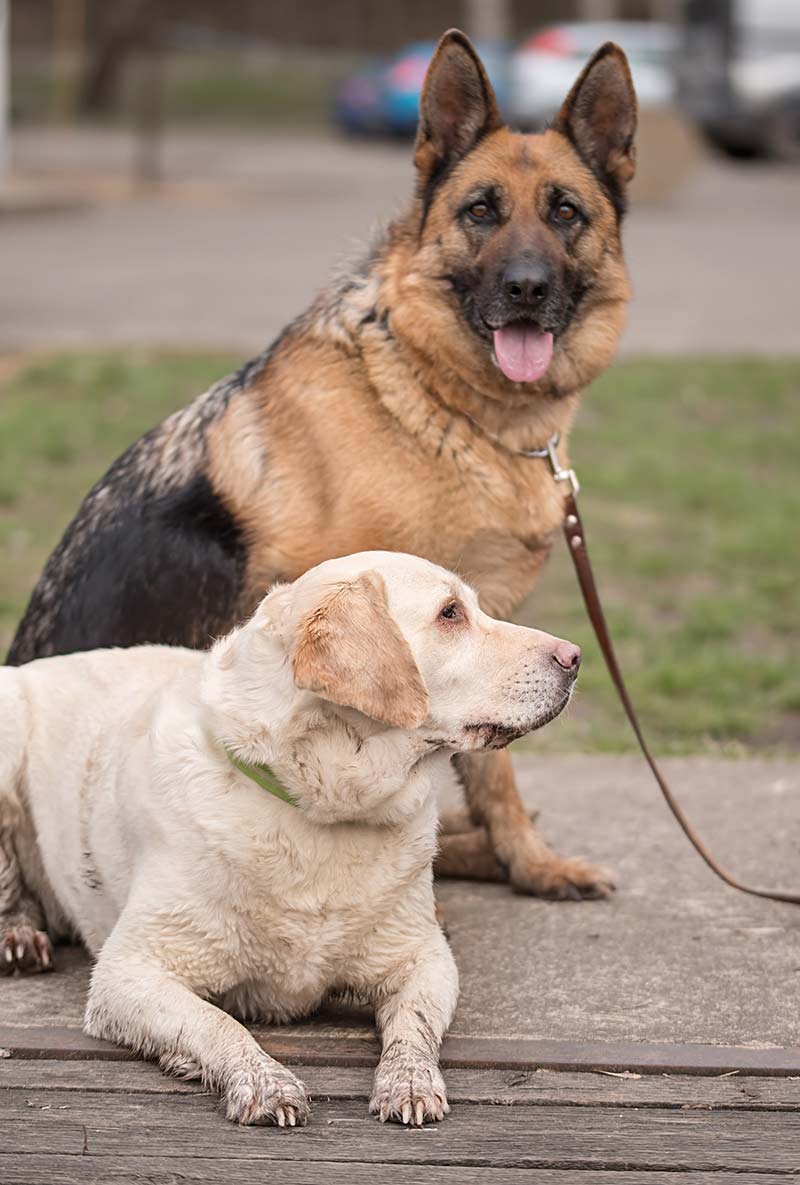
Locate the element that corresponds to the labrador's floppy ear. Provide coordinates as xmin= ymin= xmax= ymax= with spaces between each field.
xmin=292 ymin=570 xmax=429 ymax=729
xmin=552 ymin=42 xmax=637 ymax=206
xmin=414 ymin=29 xmax=504 ymax=192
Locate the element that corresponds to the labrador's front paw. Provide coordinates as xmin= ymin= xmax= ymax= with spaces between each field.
xmin=370 ymin=1059 xmax=449 ymax=1126
xmin=224 ymin=1054 xmax=310 ymax=1127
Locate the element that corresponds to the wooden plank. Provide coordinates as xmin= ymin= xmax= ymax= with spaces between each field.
xmin=1 ymin=1156 xmax=794 ymax=1185
xmin=4 ymin=1025 xmax=800 ymax=1077
xmin=1 ymin=1089 xmax=799 ymax=1171
xmin=0 ymin=1058 xmax=203 ymax=1094
xmin=4 ymin=1059 xmax=800 ymax=1112
xmin=0 ymin=1027 xmax=132 ymax=1062
xmin=438 ymin=1036 xmax=800 ymax=1078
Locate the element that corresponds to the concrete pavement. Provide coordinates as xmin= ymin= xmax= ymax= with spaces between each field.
xmin=2 ymin=128 xmax=798 ymax=355
xmin=5 ymin=754 xmax=798 ymax=1050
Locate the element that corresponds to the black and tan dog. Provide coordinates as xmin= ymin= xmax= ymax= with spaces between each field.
xmin=7 ymin=31 xmax=637 ymax=901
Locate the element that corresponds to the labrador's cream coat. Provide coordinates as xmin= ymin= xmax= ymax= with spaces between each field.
xmin=0 ymin=551 xmax=579 ymax=1126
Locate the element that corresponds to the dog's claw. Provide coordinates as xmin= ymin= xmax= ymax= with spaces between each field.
xmin=370 ymin=1061 xmax=449 ymax=1126
xmin=224 ymin=1057 xmax=310 ymax=1127
xmin=1 ymin=925 xmax=54 ymax=975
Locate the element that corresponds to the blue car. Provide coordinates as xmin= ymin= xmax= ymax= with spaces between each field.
xmin=334 ymin=41 xmax=509 ymax=137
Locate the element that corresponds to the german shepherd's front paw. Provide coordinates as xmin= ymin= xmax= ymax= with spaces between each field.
xmin=223 ymin=1055 xmax=310 ymax=1127
xmin=370 ymin=1060 xmax=450 ymax=1126
xmin=510 ymin=849 xmax=615 ymax=900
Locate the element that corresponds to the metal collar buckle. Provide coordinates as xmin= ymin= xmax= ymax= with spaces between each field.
xmin=519 ymin=432 xmax=580 ymax=496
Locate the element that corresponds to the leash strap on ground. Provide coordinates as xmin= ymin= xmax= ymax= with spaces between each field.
xmin=559 ymin=480 xmax=800 ymax=907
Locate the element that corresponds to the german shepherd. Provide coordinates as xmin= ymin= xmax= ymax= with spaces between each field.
xmin=7 ymin=31 xmax=636 ymax=901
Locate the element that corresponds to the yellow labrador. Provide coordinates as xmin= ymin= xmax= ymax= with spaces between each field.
xmin=0 ymin=550 xmax=580 ymax=1127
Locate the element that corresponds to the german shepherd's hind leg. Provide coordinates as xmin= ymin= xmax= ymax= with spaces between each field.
xmin=0 ymin=854 xmax=53 ymax=974
xmin=448 ymin=750 xmax=615 ymax=900
xmin=438 ymin=805 xmax=539 ymax=837
xmin=435 ymin=807 xmax=541 ymax=881
xmin=435 ymin=827 xmax=506 ymax=883
xmin=0 ymin=670 xmax=54 ymax=973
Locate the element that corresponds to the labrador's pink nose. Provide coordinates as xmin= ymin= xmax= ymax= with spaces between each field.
xmin=552 ymin=641 xmax=582 ymax=672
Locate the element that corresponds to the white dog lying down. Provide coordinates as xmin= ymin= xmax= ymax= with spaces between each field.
xmin=0 ymin=550 xmax=581 ymax=1127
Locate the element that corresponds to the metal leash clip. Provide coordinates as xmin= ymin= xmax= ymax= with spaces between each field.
xmin=545 ymin=432 xmax=580 ymax=497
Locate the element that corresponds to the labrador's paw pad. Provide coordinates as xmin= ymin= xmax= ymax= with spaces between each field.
xmin=1 ymin=924 xmax=53 ymax=974
xmin=224 ymin=1058 xmax=310 ymax=1127
xmin=370 ymin=1062 xmax=449 ymax=1125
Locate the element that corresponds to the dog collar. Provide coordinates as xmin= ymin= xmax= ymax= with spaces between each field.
xmin=518 ymin=432 xmax=580 ymax=496
xmin=471 ymin=420 xmax=565 ymax=470
xmin=223 ymin=747 xmax=299 ymax=808
xmin=516 ymin=431 xmax=556 ymax=458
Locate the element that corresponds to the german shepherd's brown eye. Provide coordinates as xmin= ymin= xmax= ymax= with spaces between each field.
xmin=555 ymin=202 xmax=579 ymax=224
xmin=467 ymin=201 xmax=492 ymax=222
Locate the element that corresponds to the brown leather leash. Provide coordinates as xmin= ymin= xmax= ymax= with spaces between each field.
xmin=541 ymin=434 xmax=800 ymax=906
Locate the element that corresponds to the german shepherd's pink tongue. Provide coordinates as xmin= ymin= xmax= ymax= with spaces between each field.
xmin=493 ymin=325 xmax=554 ymax=383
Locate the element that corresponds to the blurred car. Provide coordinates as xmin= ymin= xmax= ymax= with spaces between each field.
xmin=333 ymin=42 xmax=509 ymax=137
xmin=510 ymin=22 xmax=678 ymax=130
xmin=678 ymin=0 xmax=800 ymax=161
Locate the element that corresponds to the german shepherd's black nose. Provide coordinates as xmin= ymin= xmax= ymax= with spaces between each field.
xmin=503 ymin=259 xmax=550 ymax=308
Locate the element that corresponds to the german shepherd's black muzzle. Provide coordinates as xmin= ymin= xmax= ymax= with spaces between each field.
xmin=464 ymin=251 xmax=583 ymax=385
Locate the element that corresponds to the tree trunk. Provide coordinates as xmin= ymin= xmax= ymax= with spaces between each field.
xmin=79 ymin=0 xmax=154 ymax=115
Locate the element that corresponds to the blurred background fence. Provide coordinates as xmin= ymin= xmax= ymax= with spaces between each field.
xmin=5 ymin=1 xmax=800 ymax=161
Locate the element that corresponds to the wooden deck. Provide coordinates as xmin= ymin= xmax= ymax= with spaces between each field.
xmin=2 ymin=1027 xmax=799 ymax=1183
xmin=3 ymin=756 xmax=799 ymax=1181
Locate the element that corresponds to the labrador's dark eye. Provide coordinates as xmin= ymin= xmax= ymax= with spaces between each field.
xmin=439 ymin=601 xmax=463 ymax=623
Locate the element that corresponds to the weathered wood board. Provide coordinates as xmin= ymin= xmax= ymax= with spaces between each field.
xmin=2 ymin=1045 xmax=799 ymax=1183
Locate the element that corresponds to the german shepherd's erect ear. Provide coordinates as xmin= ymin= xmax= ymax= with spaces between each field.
xmin=414 ymin=29 xmax=504 ymax=193
xmin=292 ymin=571 xmax=429 ymax=730
xmin=553 ymin=42 xmax=638 ymax=210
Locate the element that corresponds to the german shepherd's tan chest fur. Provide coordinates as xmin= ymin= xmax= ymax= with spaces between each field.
xmin=207 ymin=325 xmax=575 ymax=621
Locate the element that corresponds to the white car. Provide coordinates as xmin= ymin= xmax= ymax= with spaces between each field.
xmin=510 ymin=21 xmax=678 ymax=130
xmin=679 ymin=0 xmax=800 ymax=160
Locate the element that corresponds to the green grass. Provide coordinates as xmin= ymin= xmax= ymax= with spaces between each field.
xmin=11 ymin=49 xmax=355 ymax=130
xmin=1 ymin=351 xmax=798 ymax=755
xmin=520 ymin=357 xmax=800 ymax=754
xmin=160 ymin=52 xmax=352 ymax=128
